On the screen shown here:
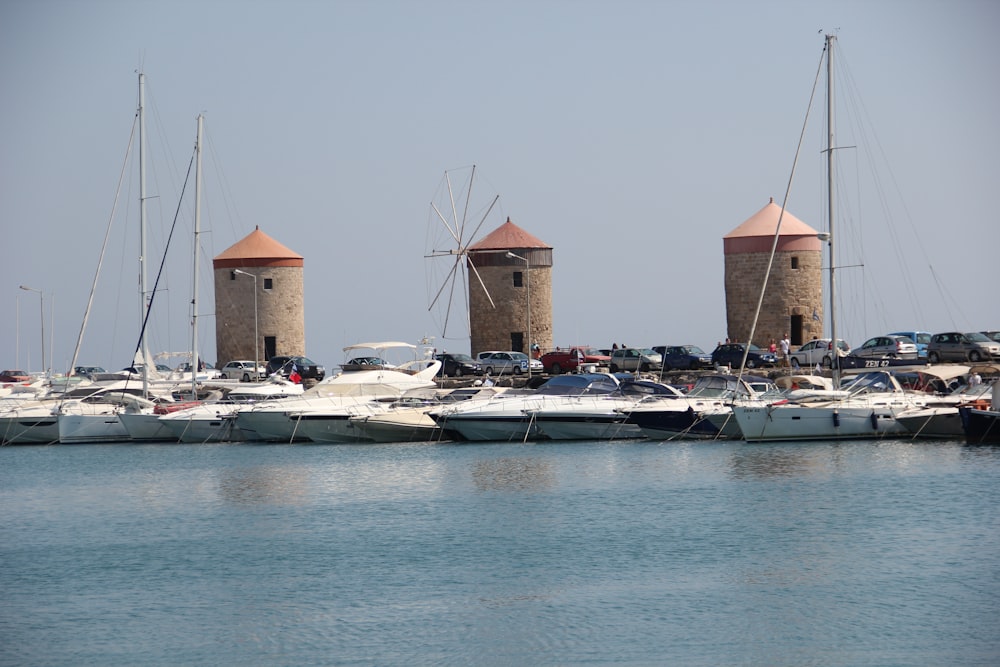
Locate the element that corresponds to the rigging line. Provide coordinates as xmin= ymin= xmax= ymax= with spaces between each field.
xmin=204 ymin=128 xmax=244 ymax=255
xmin=736 ymin=40 xmax=826 ymax=390
xmin=126 ymin=148 xmax=197 ymax=387
xmin=67 ymin=116 xmax=139 ymax=379
xmin=837 ymin=52 xmax=934 ymax=323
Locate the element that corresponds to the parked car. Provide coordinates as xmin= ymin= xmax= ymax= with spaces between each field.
xmin=266 ymin=355 xmax=326 ymax=381
xmin=926 ymin=332 xmax=1000 ymax=363
xmin=220 ymin=360 xmax=266 ymax=382
xmin=0 ymin=369 xmax=32 ymax=382
xmin=434 ymin=352 xmax=483 ymax=378
xmin=539 ymin=346 xmax=611 ymax=374
xmin=981 ymin=331 xmax=1000 ymax=344
xmin=475 ymin=351 xmax=543 ymax=375
xmin=854 ymin=335 xmax=919 ymax=360
xmin=787 ymin=338 xmax=851 ymax=369
xmin=711 ymin=343 xmax=778 ymax=369
xmin=608 ymin=348 xmax=663 ymax=373
xmin=887 ymin=331 xmax=932 ymax=359
xmin=72 ymin=366 xmax=106 ymax=378
xmin=652 ymin=345 xmax=714 ymax=371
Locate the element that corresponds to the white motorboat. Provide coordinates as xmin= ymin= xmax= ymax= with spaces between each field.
xmin=527 ymin=378 xmax=684 ymax=441
xmin=235 ymin=342 xmax=441 ymax=443
xmin=624 ymin=374 xmax=779 ymax=441
xmin=432 ymin=374 xmax=672 ymax=442
xmin=348 ymin=387 xmax=505 ymax=443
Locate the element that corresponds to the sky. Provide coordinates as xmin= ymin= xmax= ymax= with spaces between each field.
xmin=2 ymin=0 xmax=998 ymax=374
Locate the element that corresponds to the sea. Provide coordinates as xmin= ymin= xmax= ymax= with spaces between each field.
xmin=2 ymin=438 xmax=998 ymax=667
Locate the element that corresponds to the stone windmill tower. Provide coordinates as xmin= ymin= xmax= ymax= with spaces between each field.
xmin=213 ymin=226 xmax=305 ymax=367
xmin=723 ymin=198 xmax=824 ymax=348
xmin=467 ymin=218 xmax=552 ymax=356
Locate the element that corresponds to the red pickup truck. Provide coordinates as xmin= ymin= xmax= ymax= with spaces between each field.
xmin=539 ymin=347 xmax=611 ymax=374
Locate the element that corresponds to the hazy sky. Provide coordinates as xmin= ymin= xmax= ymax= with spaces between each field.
xmin=2 ymin=0 xmax=997 ymax=373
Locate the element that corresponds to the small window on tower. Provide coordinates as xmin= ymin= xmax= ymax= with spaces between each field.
xmin=263 ymin=278 xmax=273 ymax=291
xmin=513 ymin=271 xmax=523 ymax=287
xmin=791 ymin=256 xmax=799 ymax=269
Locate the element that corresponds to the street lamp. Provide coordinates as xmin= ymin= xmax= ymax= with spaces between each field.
xmin=19 ymin=285 xmax=44 ymax=374
xmin=505 ymin=252 xmax=531 ymax=356
xmin=233 ymin=270 xmax=259 ymax=380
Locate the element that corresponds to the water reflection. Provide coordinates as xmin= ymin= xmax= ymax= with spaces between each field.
xmin=728 ymin=447 xmax=822 ymax=479
xmin=472 ymin=457 xmax=555 ymax=492
xmin=217 ymin=466 xmax=307 ymax=505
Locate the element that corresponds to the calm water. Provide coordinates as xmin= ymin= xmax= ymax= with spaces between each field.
xmin=2 ymin=439 xmax=998 ymax=666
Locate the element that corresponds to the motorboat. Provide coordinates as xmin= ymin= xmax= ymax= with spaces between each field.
xmin=894 ymin=365 xmax=991 ymax=439
xmin=526 ymin=377 xmax=683 ymax=441
xmin=431 ymin=374 xmax=673 ymax=442
xmin=624 ymin=374 xmax=779 ymax=441
xmin=348 ymin=387 xmax=504 ymax=443
xmin=235 ymin=342 xmax=441 ymax=442
xmin=959 ymin=380 xmax=1000 ymax=444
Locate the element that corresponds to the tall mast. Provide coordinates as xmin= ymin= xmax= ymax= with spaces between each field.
xmin=825 ymin=34 xmax=839 ymax=387
xmin=191 ymin=114 xmax=203 ymax=398
xmin=138 ymin=72 xmax=150 ymax=395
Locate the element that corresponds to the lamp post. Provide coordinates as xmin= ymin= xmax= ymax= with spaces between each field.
xmin=505 ymin=252 xmax=531 ymax=356
xmin=233 ymin=270 xmax=259 ymax=380
xmin=19 ymin=285 xmax=44 ymax=374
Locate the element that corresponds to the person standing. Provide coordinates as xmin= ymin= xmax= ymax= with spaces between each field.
xmin=780 ymin=333 xmax=791 ymax=366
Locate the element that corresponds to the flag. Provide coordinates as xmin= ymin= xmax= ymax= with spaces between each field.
xmin=289 ymin=363 xmax=302 ymax=384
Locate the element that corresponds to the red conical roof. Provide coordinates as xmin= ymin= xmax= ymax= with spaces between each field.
xmin=724 ymin=199 xmax=822 ymax=254
xmin=469 ymin=218 xmax=550 ymax=251
xmin=213 ymin=226 xmax=303 ymax=268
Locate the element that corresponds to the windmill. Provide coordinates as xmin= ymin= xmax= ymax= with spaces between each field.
xmin=424 ymin=165 xmax=504 ymax=342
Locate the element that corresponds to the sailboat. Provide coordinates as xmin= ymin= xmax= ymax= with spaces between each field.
xmin=731 ymin=35 xmax=928 ymax=443
xmin=120 ymin=111 xmax=207 ymax=442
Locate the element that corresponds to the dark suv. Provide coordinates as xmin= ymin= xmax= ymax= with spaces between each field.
xmin=711 ymin=343 xmax=778 ymax=369
xmin=434 ymin=353 xmax=483 ymax=378
xmin=266 ymin=355 xmax=326 ymax=381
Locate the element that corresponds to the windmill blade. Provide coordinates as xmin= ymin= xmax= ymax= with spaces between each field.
xmin=465 ymin=194 xmax=500 ymax=249
xmin=456 ymin=164 xmax=476 ymax=245
xmin=428 ymin=255 xmax=462 ymax=312
xmin=430 ymin=200 xmax=461 ymax=248
xmin=467 ymin=256 xmax=496 ymax=309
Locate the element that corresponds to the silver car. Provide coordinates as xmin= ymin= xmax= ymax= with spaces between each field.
xmin=854 ymin=335 xmax=918 ymax=360
xmin=788 ymin=338 xmax=851 ymax=369
xmin=608 ymin=348 xmax=663 ymax=372
xmin=475 ymin=351 xmax=543 ymax=375
xmin=927 ymin=332 xmax=1000 ymax=363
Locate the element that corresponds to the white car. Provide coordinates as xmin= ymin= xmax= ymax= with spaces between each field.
xmin=475 ymin=351 xmax=543 ymax=375
xmin=788 ymin=338 xmax=851 ymax=369
xmin=219 ymin=360 xmax=265 ymax=382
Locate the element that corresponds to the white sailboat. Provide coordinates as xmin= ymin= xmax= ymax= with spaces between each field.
xmin=731 ymin=35 xmax=927 ymax=442
xmin=121 ymin=112 xmax=208 ymax=442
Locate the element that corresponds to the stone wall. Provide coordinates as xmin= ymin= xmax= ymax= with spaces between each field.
xmin=214 ymin=266 xmax=305 ymax=367
xmin=724 ymin=250 xmax=823 ymax=347
xmin=471 ymin=265 xmax=553 ymax=356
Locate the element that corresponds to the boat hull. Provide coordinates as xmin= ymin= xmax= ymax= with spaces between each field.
xmin=0 ymin=415 xmax=60 ymax=444
xmin=734 ymin=403 xmax=909 ymax=442
xmin=58 ymin=414 xmax=131 ymax=444
xmin=959 ymin=407 xmax=1000 ymax=444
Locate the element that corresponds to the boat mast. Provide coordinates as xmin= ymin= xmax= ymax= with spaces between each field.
xmin=825 ymin=34 xmax=839 ymax=388
xmin=139 ymin=72 xmax=150 ymax=395
xmin=191 ymin=114 xmax=203 ymax=398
